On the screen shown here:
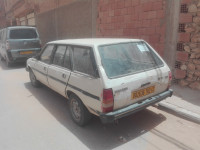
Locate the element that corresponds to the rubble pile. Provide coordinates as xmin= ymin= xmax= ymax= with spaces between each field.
xmin=179 ymin=0 xmax=200 ymax=90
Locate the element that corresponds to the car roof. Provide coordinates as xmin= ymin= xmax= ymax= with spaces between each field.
xmin=48 ymin=38 xmax=143 ymax=47
xmin=7 ymin=26 xmax=36 ymax=30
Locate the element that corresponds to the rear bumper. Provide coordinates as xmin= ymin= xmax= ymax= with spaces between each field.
xmin=100 ymin=89 xmax=173 ymax=124
xmin=6 ymin=48 xmax=41 ymax=63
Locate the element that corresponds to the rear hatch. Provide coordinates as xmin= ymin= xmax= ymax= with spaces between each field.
xmin=98 ymin=41 xmax=170 ymax=110
xmin=8 ymin=28 xmax=40 ymax=50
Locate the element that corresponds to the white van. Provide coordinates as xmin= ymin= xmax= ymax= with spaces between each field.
xmin=0 ymin=26 xmax=41 ymax=67
xmin=26 ymin=39 xmax=173 ymax=126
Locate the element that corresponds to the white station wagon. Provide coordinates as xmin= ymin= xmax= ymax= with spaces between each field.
xmin=26 ymin=38 xmax=173 ymax=126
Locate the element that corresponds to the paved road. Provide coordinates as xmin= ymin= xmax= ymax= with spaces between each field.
xmin=0 ymin=61 xmax=200 ymax=150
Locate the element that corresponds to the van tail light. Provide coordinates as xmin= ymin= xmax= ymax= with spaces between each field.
xmin=6 ymin=40 xmax=10 ymax=50
xmin=168 ymin=71 xmax=172 ymax=88
xmin=101 ymin=89 xmax=114 ymax=113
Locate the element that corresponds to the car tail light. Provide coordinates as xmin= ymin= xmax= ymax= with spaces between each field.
xmin=101 ymin=89 xmax=114 ymax=113
xmin=169 ymin=71 xmax=172 ymax=81
xmin=168 ymin=71 xmax=172 ymax=88
xmin=6 ymin=40 xmax=10 ymax=50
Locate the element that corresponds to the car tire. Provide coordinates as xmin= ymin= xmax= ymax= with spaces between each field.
xmin=69 ymin=94 xmax=92 ymax=126
xmin=5 ymin=57 xmax=11 ymax=67
xmin=0 ymin=55 xmax=3 ymax=61
xmin=29 ymin=69 xmax=41 ymax=87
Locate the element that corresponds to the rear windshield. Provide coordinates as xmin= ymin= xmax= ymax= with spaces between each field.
xmin=98 ymin=42 xmax=163 ymax=78
xmin=9 ymin=29 xmax=38 ymax=39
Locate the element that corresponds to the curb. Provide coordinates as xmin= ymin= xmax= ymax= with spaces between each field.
xmin=158 ymin=101 xmax=200 ymax=124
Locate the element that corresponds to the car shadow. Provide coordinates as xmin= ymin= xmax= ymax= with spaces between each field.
xmin=24 ymin=82 xmax=166 ymax=150
xmin=0 ymin=60 xmax=26 ymax=70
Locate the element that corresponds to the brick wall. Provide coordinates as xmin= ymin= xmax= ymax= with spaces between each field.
xmin=175 ymin=0 xmax=200 ymax=90
xmin=96 ymin=0 xmax=167 ymax=56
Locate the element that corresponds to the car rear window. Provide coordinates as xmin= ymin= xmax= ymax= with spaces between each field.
xmin=98 ymin=42 xmax=163 ymax=78
xmin=9 ymin=29 xmax=38 ymax=39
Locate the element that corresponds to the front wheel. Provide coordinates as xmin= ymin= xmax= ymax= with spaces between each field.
xmin=29 ymin=69 xmax=41 ymax=87
xmin=69 ymin=94 xmax=92 ymax=126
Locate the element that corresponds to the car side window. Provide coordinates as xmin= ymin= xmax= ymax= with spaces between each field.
xmin=73 ymin=46 xmax=95 ymax=77
xmin=64 ymin=46 xmax=71 ymax=69
xmin=53 ymin=45 xmax=66 ymax=67
xmin=40 ymin=45 xmax=54 ymax=64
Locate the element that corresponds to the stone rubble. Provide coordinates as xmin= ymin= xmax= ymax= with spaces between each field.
xmin=179 ymin=0 xmax=200 ymax=89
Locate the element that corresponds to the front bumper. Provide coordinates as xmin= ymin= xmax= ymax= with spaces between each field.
xmin=100 ymin=89 xmax=173 ymax=124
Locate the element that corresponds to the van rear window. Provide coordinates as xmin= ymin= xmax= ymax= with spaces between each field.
xmin=9 ymin=29 xmax=38 ymax=39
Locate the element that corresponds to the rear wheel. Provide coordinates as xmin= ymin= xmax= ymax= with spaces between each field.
xmin=0 ymin=55 xmax=3 ymax=61
xmin=29 ymin=69 xmax=41 ymax=87
xmin=5 ymin=57 xmax=11 ymax=67
xmin=69 ymin=94 xmax=92 ymax=126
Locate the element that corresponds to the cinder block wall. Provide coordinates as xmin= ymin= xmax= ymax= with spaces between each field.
xmin=96 ymin=0 xmax=167 ymax=56
xmin=35 ymin=0 xmax=97 ymax=44
xmin=36 ymin=0 xmax=97 ymax=45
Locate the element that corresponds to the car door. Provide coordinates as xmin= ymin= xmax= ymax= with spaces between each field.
xmin=67 ymin=46 xmax=102 ymax=111
xmin=48 ymin=45 xmax=72 ymax=97
xmin=33 ymin=44 xmax=55 ymax=86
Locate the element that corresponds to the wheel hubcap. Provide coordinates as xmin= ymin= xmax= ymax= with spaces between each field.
xmin=71 ymin=99 xmax=81 ymax=120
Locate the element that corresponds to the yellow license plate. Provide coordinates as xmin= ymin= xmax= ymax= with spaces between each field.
xmin=132 ymin=86 xmax=155 ymax=100
xmin=20 ymin=51 xmax=33 ymax=55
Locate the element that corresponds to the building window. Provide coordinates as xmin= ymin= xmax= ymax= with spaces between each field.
xmin=19 ymin=17 xmax=26 ymax=25
xmin=18 ymin=13 xmax=35 ymax=26
xmin=177 ymin=43 xmax=184 ymax=51
xmin=27 ymin=13 xmax=35 ymax=26
xmin=180 ymin=4 xmax=188 ymax=13
xmin=179 ymin=24 xmax=185 ymax=32
xmin=175 ymin=61 xmax=181 ymax=69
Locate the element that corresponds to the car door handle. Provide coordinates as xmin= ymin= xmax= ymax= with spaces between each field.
xmin=141 ymin=82 xmax=151 ymax=87
xmin=62 ymin=74 xmax=66 ymax=79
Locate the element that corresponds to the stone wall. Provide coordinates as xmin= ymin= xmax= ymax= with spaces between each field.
xmin=96 ymin=0 xmax=167 ymax=56
xmin=175 ymin=0 xmax=200 ymax=90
